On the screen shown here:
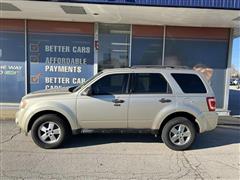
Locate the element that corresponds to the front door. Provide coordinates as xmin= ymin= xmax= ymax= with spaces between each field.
xmin=77 ymin=73 xmax=130 ymax=129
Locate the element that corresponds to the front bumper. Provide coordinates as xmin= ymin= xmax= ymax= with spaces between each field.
xmin=15 ymin=109 xmax=27 ymax=133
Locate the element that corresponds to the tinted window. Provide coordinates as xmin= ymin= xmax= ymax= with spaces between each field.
xmin=132 ymin=73 xmax=171 ymax=94
xmin=172 ymin=73 xmax=207 ymax=93
xmin=91 ymin=74 xmax=129 ymax=95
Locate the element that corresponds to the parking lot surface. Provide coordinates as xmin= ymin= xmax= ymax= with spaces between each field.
xmin=1 ymin=120 xmax=240 ymax=180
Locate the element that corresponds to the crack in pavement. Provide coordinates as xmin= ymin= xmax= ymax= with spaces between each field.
xmin=209 ymin=159 xmax=240 ymax=170
xmin=181 ymin=151 xmax=205 ymax=180
xmin=0 ymin=128 xmax=21 ymax=144
xmin=194 ymin=154 xmax=212 ymax=179
xmin=176 ymin=152 xmax=193 ymax=179
xmin=1 ymin=170 xmax=25 ymax=180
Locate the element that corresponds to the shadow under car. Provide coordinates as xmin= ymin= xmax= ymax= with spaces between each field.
xmin=61 ymin=126 xmax=240 ymax=150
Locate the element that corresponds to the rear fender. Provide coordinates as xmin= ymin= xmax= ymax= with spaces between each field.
xmin=151 ymin=104 xmax=203 ymax=132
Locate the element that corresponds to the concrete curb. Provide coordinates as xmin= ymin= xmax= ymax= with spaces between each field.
xmin=0 ymin=109 xmax=17 ymax=120
xmin=218 ymin=116 xmax=240 ymax=126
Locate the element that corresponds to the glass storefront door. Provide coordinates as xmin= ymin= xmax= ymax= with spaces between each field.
xmin=98 ymin=24 xmax=130 ymax=71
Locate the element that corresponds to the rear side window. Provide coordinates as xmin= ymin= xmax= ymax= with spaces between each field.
xmin=171 ymin=73 xmax=207 ymax=93
xmin=132 ymin=73 xmax=172 ymax=94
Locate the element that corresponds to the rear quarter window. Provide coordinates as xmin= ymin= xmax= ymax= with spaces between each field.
xmin=171 ymin=73 xmax=207 ymax=93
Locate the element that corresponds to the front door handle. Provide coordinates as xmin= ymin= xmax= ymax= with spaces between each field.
xmin=159 ymin=98 xmax=172 ymax=103
xmin=112 ymin=99 xmax=125 ymax=103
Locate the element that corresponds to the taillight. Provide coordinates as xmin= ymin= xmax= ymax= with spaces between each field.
xmin=207 ymin=97 xmax=216 ymax=111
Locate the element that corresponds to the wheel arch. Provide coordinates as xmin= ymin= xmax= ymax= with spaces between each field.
xmin=27 ymin=110 xmax=72 ymax=134
xmin=158 ymin=111 xmax=200 ymax=135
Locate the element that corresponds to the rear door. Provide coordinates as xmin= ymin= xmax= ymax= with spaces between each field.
xmin=128 ymin=73 xmax=175 ymax=129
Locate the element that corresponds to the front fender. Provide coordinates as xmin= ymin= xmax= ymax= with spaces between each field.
xmin=22 ymin=101 xmax=78 ymax=132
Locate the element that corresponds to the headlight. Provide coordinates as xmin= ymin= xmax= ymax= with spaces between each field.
xmin=20 ymin=100 xmax=27 ymax=109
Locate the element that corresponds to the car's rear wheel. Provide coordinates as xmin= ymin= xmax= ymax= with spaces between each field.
xmin=161 ymin=117 xmax=196 ymax=151
xmin=31 ymin=114 xmax=67 ymax=149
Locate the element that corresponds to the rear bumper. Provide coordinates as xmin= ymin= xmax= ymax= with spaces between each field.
xmin=197 ymin=111 xmax=218 ymax=133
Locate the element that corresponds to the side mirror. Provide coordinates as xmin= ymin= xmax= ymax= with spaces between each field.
xmin=81 ymin=87 xmax=92 ymax=96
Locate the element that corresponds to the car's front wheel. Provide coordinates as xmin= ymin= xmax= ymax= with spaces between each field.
xmin=161 ymin=117 xmax=196 ymax=151
xmin=31 ymin=114 xmax=67 ymax=149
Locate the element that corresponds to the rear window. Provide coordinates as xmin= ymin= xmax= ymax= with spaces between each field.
xmin=171 ymin=73 xmax=207 ymax=93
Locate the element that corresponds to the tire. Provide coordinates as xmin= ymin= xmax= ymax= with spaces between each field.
xmin=161 ymin=117 xmax=196 ymax=151
xmin=31 ymin=114 xmax=68 ymax=149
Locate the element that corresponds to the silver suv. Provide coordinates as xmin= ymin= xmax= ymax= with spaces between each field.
xmin=16 ymin=67 xmax=218 ymax=150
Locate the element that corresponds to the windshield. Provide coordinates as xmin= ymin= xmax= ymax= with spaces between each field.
xmin=70 ymin=71 xmax=103 ymax=92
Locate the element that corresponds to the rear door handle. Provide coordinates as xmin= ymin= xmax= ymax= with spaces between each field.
xmin=159 ymin=98 xmax=172 ymax=103
xmin=112 ymin=99 xmax=125 ymax=103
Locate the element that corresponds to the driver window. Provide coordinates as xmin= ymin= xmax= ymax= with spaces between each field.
xmin=91 ymin=74 xmax=129 ymax=95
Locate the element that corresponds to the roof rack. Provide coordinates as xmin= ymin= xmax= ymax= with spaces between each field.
xmin=130 ymin=65 xmax=190 ymax=69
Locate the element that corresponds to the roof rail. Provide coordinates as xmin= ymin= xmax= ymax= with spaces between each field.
xmin=130 ymin=65 xmax=190 ymax=69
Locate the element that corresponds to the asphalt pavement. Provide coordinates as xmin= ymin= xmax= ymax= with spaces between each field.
xmin=0 ymin=120 xmax=240 ymax=179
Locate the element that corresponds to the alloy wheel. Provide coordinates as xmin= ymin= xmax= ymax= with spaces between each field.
xmin=37 ymin=121 xmax=61 ymax=144
xmin=169 ymin=124 xmax=191 ymax=146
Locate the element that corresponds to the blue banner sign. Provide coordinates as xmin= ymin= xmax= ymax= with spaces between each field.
xmin=0 ymin=31 xmax=25 ymax=103
xmin=29 ymin=33 xmax=94 ymax=92
xmin=56 ymin=0 xmax=240 ymax=9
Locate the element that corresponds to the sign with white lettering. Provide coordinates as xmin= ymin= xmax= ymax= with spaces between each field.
xmin=29 ymin=33 xmax=94 ymax=91
xmin=0 ymin=30 xmax=25 ymax=103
